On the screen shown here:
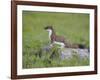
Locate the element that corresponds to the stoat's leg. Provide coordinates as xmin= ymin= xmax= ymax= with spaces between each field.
xmin=50 ymin=40 xmax=54 ymax=47
xmin=50 ymin=43 xmax=54 ymax=47
xmin=60 ymin=43 xmax=65 ymax=48
xmin=50 ymin=44 xmax=53 ymax=47
xmin=56 ymin=42 xmax=65 ymax=48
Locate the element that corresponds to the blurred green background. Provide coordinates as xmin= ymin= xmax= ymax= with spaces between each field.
xmin=22 ymin=11 xmax=89 ymax=69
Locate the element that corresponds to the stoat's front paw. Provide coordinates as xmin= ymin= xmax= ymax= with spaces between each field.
xmin=50 ymin=44 xmax=53 ymax=47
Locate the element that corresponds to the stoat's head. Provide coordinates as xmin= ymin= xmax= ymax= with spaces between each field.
xmin=44 ymin=26 xmax=53 ymax=32
xmin=44 ymin=26 xmax=53 ymax=39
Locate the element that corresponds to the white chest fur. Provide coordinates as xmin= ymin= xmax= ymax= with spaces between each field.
xmin=46 ymin=29 xmax=65 ymax=48
xmin=47 ymin=29 xmax=52 ymax=39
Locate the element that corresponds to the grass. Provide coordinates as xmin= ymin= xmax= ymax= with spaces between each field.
xmin=22 ymin=11 xmax=90 ymax=69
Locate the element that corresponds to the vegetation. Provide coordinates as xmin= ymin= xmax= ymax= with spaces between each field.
xmin=22 ymin=11 xmax=89 ymax=69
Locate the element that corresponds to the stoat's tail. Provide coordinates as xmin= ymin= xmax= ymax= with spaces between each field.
xmin=65 ymin=42 xmax=87 ymax=49
xmin=77 ymin=44 xmax=86 ymax=49
xmin=73 ymin=44 xmax=90 ymax=52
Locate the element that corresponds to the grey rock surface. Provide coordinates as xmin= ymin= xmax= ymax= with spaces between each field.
xmin=60 ymin=48 xmax=89 ymax=60
xmin=42 ymin=45 xmax=89 ymax=60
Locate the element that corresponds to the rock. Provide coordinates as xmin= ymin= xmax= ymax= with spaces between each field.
xmin=60 ymin=48 xmax=89 ymax=60
xmin=42 ymin=45 xmax=52 ymax=52
xmin=77 ymin=49 xmax=89 ymax=58
xmin=42 ymin=45 xmax=89 ymax=60
xmin=61 ymin=49 xmax=73 ymax=59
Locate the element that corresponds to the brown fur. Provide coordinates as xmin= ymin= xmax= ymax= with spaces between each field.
xmin=44 ymin=26 xmax=86 ymax=49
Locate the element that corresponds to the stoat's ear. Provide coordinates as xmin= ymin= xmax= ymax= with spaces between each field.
xmin=48 ymin=25 xmax=53 ymax=29
xmin=44 ymin=27 xmax=48 ymax=30
xmin=44 ymin=25 xmax=53 ymax=30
